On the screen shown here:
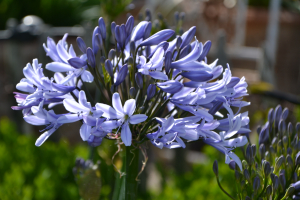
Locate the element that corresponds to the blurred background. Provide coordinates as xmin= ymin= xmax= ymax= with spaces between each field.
xmin=1 ymin=0 xmax=300 ymax=199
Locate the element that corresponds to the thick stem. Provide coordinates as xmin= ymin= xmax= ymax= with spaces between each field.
xmin=125 ymin=145 xmax=140 ymax=200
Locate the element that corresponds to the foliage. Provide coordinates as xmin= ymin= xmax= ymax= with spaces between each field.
xmin=0 ymin=117 xmax=85 ymax=199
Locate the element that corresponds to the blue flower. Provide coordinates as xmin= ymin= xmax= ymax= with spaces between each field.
xmin=96 ymin=93 xmax=148 ymax=146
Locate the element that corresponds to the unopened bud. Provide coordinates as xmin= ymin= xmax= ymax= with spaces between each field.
xmin=287 ymin=147 xmax=292 ymax=155
xmin=295 ymin=152 xmax=300 ymax=165
xmin=279 ymin=173 xmax=286 ymax=190
xmin=281 ymin=107 xmax=289 ymax=121
xmin=242 ymin=160 xmax=248 ymax=169
xmin=135 ymin=72 xmax=143 ymax=89
xmin=138 ymin=106 xmax=144 ymax=113
xmin=130 ymin=41 xmax=136 ymax=55
xmin=229 ymin=160 xmax=236 ymax=170
xmin=245 ymin=144 xmax=253 ymax=164
xmin=99 ymin=56 xmax=106 ymax=66
xmin=235 ymin=170 xmax=242 ymax=182
xmin=253 ymin=176 xmax=261 ymax=193
xmin=243 ymin=169 xmax=250 ymax=182
xmin=288 ymin=122 xmax=293 ymax=136
xmin=176 ymin=36 xmax=182 ymax=50
xmin=268 ymin=108 xmax=274 ymax=125
xmin=294 ymin=172 xmax=299 ymax=184
xmin=287 ymin=154 xmax=293 ymax=167
xmin=275 ymin=155 xmax=285 ymax=173
xmin=264 ymin=161 xmax=271 ymax=177
xmin=108 ymin=49 xmax=116 ymax=60
xmin=213 ymin=160 xmax=218 ymax=177
xmin=129 ymin=87 xmax=136 ymax=98
xmin=259 ymin=144 xmax=265 ymax=160
xmin=273 ymin=175 xmax=279 ymax=191
xmin=147 ymin=84 xmax=156 ymax=100
xmin=127 ymin=56 xmax=134 ymax=66
xmin=285 ymin=186 xmax=295 ymax=198
xmin=266 ymin=185 xmax=273 ymax=197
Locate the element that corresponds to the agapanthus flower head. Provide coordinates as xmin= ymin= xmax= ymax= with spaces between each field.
xmin=12 ymin=14 xmax=250 ymax=169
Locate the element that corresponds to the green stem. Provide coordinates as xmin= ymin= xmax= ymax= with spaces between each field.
xmin=216 ymin=176 xmax=236 ymax=200
xmin=125 ymin=145 xmax=140 ymax=200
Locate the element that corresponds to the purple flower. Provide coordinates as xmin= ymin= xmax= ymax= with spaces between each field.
xmin=157 ymin=80 xmax=183 ymax=94
xmin=96 ymin=93 xmax=148 ymax=146
xmin=139 ymin=29 xmax=175 ymax=47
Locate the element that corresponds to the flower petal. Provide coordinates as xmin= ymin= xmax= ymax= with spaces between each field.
xmin=112 ymin=93 xmax=123 ymax=114
xmin=46 ymin=62 xmax=74 ymax=72
xmin=63 ymin=99 xmax=90 ymax=113
xmin=80 ymin=123 xmax=91 ymax=141
xmin=96 ymin=103 xmax=123 ymax=119
xmin=129 ymin=114 xmax=148 ymax=124
xmin=121 ymin=123 xmax=132 ymax=146
xmin=123 ymin=99 xmax=136 ymax=116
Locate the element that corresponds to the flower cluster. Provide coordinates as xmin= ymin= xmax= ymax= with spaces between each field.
xmin=213 ymin=105 xmax=300 ymax=199
xmin=12 ymin=15 xmax=250 ymax=168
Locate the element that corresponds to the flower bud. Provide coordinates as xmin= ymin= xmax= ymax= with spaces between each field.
xmin=87 ymin=48 xmax=96 ymax=68
xmin=287 ymin=154 xmax=294 ymax=167
xmin=108 ymin=49 xmax=116 ymax=60
xmin=138 ymin=106 xmax=144 ymax=113
xmin=288 ymin=122 xmax=293 ymax=136
xmin=100 ymin=56 xmax=105 ymax=66
xmin=143 ymin=22 xmax=152 ymax=40
xmin=95 ymin=33 xmax=103 ymax=49
xmin=272 ymin=137 xmax=278 ymax=147
xmin=253 ymin=176 xmax=261 ymax=193
xmin=269 ymin=146 xmax=276 ymax=157
xmin=235 ymin=170 xmax=242 ymax=182
xmin=245 ymin=144 xmax=253 ymax=164
xmin=243 ymin=169 xmax=250 ymax=182
xmin=125 ymin=16 xmax=134 ymax=38
xmin=242 ymin=160 xmax=248 ymax=169
xmin=135 ymin=72 xmax=143 ymax=89
xmin=256 ymin=125 xmax=262 ymax=135
xmin=127 ymin=57 xmax=134 ymax=66
xmin=263 ymin=161 xmax=271 ymax=177
xmin=259 ymin=144 xmax=265 ymax=160
xmin=296 ymin=152 xmax=300 ymax=165
xmin=274 ymin=155 xmax=285 ymax=173
xmin=268 ymin=108 xmax=274 ymax=125
xmin=129 ymin=87 xmax=136 ymax=98
xmin=76 ymin=37 xmax=87 ymax=53
xmin=174 ymin=11 xmax=179 ymax=24
xmin=266 ymin=185 xmax=272 ymax=197
xmin=164 ymin=51 xmax=172 ymax=74
xmin=229 ymin=160 xmax=236 ymax=170
xmin=198 ymin=40 xmax=212 ymax=61
xmin=111 ymin=22 xmax=116 ymax=37
xmin=130 ymin=41 xmax=136 ymax=55
xmin=293 ymin=181 xmax=300 ymax=194
xmin=296 ymin=122 xmax=300 ymax=134
xmin=114 ymin=64 xmax=128 ymax=86
xmin=180 ymin=26 xmax=196 ymax=49
xmin=279 ymin=173 xmax=286 ymax=190
xmin=98 ymin=17 xmax=106 ymax=40
xmin=105 ymin=59 xmax=113 ymax=77
xmin=145 ymin=8 xmax=151 ymax=21
xmin=285 ymin=186 xmax=295 ymax=198
xmin=279 ymin=119 xmax=286 ymax=134
xmin=287 ymin=147 xmax=292 ymax=155
xmin=281 ymin=107 xmax=289 ymax=121
xmin=273 ymin=175 xmax=279 ymax=191
xmin=213 ymin=160 xmax=218 ymax=177
xmin=274 ymin=105 xmax=282 ymax=128
xmin=259 ymin=125 xmax=269 ymax=145
xmin=176 ymin=36 xmax=182 ymax=50
xmin=147 ymin=84 xmax=156 ymax=100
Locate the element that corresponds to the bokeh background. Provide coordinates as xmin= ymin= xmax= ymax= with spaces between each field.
xmin=1 ymin=0 xmax=300 ymax=199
